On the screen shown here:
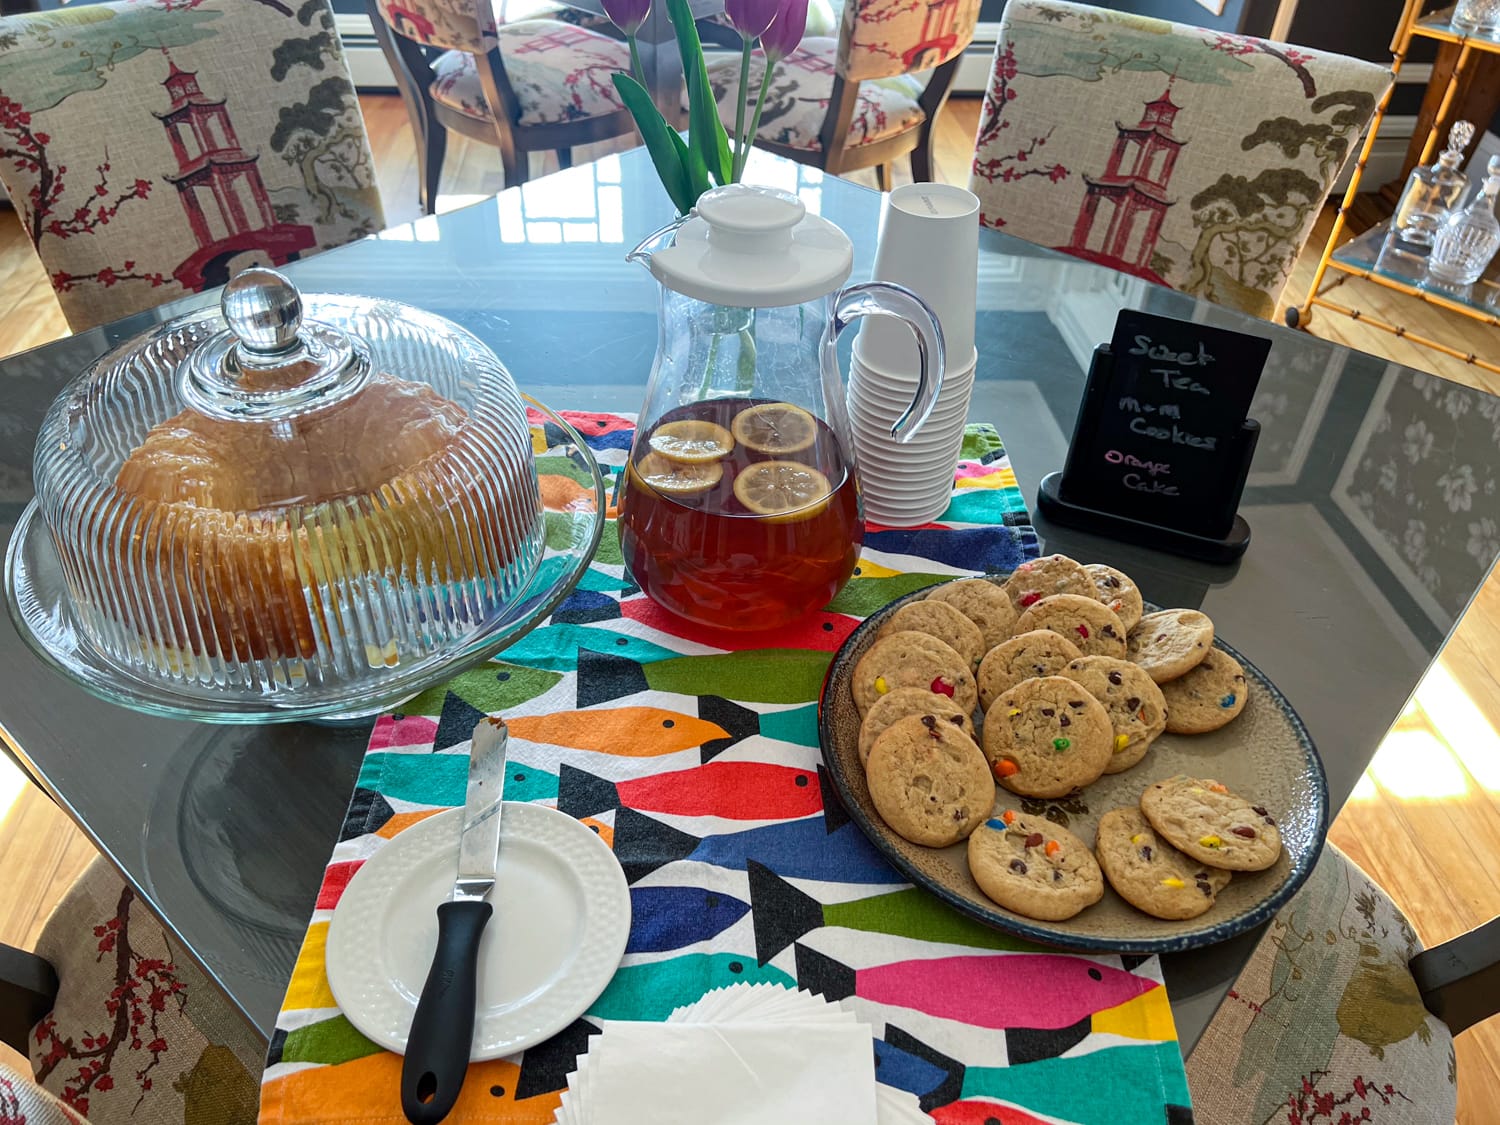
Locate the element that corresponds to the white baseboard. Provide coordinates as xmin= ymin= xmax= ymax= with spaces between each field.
xmin=339 ymin=14 xmax=398 ymax=89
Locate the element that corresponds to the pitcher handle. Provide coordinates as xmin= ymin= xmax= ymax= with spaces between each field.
xmin=627 ymin=213 xmax=691 ymax=267
xmin=830 ymin=282 xmax=946 ymax=442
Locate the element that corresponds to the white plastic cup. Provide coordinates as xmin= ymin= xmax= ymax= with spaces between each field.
xmin=849 ymin=352 xmax=976 ymax=439
xmin=855 ymin=183 xmax=980 ymax=376
xmin=861 ymin=473 xmax=957 ymax=526
xmin=848 ymin=349 xmax=976 ymax=527
xmin=851 ymin=371 xmax=973 ymax=417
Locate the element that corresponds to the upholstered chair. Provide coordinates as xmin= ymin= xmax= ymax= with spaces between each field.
xmin=367 ymin=0 xmax=636 ymax=212
xmin=968 ymin=0 xmax=1392 ymax=319
xmin=0 ymin=858 xmax=265 ymax=1125
xmin=0 ymin=0 xmax=385 ymax=332
xmin=703 ymin=0 xmax=982 ymax=188
xmin=1188 ymin=841 xmax=1495 ymax=1122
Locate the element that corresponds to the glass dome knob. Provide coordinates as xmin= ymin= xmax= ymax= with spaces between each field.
xmin=222 ymin=267 xmax=303 ymax=359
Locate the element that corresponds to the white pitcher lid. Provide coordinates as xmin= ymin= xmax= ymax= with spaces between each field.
xmin=645 ymin=184 xmax=853 ymax=308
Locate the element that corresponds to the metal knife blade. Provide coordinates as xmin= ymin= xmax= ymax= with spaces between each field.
xmin=401 ymin=718 xmax=508 ymax=1125
xmin=454 ymin=717 xmax=508 ymax=902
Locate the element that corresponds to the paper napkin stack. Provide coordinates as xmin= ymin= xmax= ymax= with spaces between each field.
xmin=554 ymin=984 xmax=927 ymax=1125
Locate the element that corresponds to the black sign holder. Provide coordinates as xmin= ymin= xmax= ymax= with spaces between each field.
xmin=1036 ymin=344 xmax=1259 ymax=565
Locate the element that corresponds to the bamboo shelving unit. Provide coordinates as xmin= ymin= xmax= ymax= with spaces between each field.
xmin=1291 ymin=0 xmax=1500 ymax=373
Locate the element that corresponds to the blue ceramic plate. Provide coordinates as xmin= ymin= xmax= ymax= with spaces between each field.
xmin=817 ymin=578 xmax=1328 ymax=954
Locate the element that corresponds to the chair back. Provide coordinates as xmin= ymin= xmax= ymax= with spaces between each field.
xmin=968 ymin=0 xmax=1392 ymax=319
xmin=0 ymin=0 xmax=384 ymax=332
xmin=838 ymin=0 xmax=983 ymax=81
xmin=1187 ymin=843 xmax=1458 ymax=1121
xmin=25 ymin=858 xmax=267 ymax=1124
xmin=372 ymin=0 xmax=497 ymax=54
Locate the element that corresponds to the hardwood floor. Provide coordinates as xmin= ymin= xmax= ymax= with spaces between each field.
xmin=2 ymin=95 xmax=1499 ymax=1116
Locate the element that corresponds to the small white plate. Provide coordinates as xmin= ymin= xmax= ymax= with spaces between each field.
xmin=326 ymin=803 xmax=630 ymax=1060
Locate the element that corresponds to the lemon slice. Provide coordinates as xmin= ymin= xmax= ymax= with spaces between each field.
xmin=733 ymin=460 xmax=832 ymax=520
xmin=634 ymin=452 xmax=723 ymax=495
xmin=731 ymin=402 xmax=818 ymax=455
xmin=648 ymin=419 xmax=735 ymax=463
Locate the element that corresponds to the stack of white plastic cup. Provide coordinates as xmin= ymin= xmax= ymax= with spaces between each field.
xmin=848 ymin=183 xmax=980 ymax=527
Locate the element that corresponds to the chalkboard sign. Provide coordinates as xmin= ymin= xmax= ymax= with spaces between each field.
xmin=1037 ymin=310 xmax=1270 ymax=563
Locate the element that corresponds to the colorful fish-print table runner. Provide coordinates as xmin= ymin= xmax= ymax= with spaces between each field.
xmin=258 ymin=412 xmax=1194 ymax=1125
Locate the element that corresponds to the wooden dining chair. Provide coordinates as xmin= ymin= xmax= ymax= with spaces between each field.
xmin=0 ymin=0 xmax=385 ymax=334
xmin=702 ymin=0 xmax=982 ymax=188
xmin=0 ymin=858 xmax=264 ymax=1125
xmin=1186 ymin=842 xmax=1497 ymax=1122
xmin=367 ymin=0 xmax=636 ymax=212
xmin=968 ymin=0 xmax=1393 ymax=320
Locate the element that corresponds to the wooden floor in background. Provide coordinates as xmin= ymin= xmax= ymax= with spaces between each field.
xmin=3 ymin=95 xmax=1499 ymax=1115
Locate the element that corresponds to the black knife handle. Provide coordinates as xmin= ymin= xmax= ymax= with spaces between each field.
xmin=401 ymin=899 xmax=493 ymax=1124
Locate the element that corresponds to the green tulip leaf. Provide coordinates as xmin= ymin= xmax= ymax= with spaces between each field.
xmin=612 ymin=73 xmax=694 ymax=213
xmin=667 ymin=0 xmax=733 ymax=187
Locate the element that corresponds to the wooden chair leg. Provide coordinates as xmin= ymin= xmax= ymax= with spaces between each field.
xmin=365 ymin=0 xmax=445 ymax=215
xmin=0 ymin=944 xmax=58 ymax=1055
xmin=875 ymin=162 xmax=893 ymax=191
xmin=557 ymin=147 xmax=573 ymax=170
xmin=420 ymin=123 xmax=447 ymax=215
xmin=910 ymin=142 xmax=933 ymax=185
xmin=502 ymin=143 xmax=529 ymax=187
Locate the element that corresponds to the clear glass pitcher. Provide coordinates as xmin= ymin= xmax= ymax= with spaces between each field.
xmin=619 ymin=185 xmax=946 ymax=630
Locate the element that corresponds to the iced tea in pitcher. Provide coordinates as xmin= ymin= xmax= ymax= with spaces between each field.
xmin=621 ymin=183 xmax=945 ymax=630
xmin=619 ymin=398 xmax=861 ymax=631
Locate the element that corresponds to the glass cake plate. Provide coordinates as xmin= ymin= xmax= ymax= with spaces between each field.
xmin=6 ymin=397 xmax=604 ymax=724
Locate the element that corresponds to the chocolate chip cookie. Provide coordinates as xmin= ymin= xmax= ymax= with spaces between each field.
xmin=967 ymin=810 xmax=1104 ymax=921
xmin=1126 ymin=609 xmax=1214 ymax=683
xmin=1014 ymin=594 xmax=1127 ymax=658
xmin=1084 ymin=563 xmax=1144 ymax=633
xmin=867 ymin=714 xmax=994 ymax=847
xmin=1095 ymin=807 xmax=1232 ymax=920
xmin=851 ymin=630 xmax=979 ymax=719
xmin=878 ymin=599 xmax=987 ymax=671
xmin=1002 ymin=554 xmax=1094 ymax=612
xmin=983 ymin=676 xmax=1112 ymax=798
xmin=1057 ymin=656 xmax=1167 ymax=773
xmin=858 ymin=687 xmax=976 ymax=766
xmin=925 ymin=578 xmax=1017 ymax=652
xmin=1140 ymin=776 xmax=1282 ymax=872
xmin=1161 ymin=647 xmax=1249 ymax=734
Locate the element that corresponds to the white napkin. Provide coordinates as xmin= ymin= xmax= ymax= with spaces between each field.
xmin=588 ymin=1023 xmax=874 ymax=1125
xmin=555 ymin=984 xmax=926 ymax=1125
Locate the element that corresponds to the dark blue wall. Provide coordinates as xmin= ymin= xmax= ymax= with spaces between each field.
xmin=976 ymin=0 xmax=1253 ymax=33
xmin=1103 ymin=0 xmax=1243 ymax=30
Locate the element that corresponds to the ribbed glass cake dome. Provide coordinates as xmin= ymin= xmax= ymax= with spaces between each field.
xmin=8 ymin=268 xmax=603 ymax=721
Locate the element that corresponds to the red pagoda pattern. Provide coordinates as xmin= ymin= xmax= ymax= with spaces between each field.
xmin=156 ymin=63 xmax=315 ymax=290
xmin=903 ymin=0 xmax=964 ymax=69
xmin=1060 ymin=83 xmax=1186 ymax=285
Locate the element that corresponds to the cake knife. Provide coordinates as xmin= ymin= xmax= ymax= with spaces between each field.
xmin=401 ymin=717 xmax=508 ymax=1124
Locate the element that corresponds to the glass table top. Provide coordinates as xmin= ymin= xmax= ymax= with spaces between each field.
xmin=3 ymin=148 xmax=1499 ymax=1055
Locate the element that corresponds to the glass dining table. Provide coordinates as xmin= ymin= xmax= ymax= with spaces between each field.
xmin=3 ymin=148 xmax=1498 ymax=1060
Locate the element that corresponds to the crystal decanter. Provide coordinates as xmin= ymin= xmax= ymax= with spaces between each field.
xmin=1393 ymin=121 xmax=1475 ymax=245
xmin=1454 ymin=0 xmax=1500 ymax=38
xmin=1428 ymin=156 xmax=1500 ymax=286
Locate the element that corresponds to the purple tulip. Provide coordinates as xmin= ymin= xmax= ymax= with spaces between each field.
xmin=759 ymin=0 xmax=807 ymax=64
xmin=724 ymin=0 xmax=779 ymax=40
xmin=602 ymin=0 xmax=651 ymax=36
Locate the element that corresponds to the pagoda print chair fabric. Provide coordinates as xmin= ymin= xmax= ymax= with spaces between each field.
xmin=0 ymin=0 xmax=385 ymax=332
xmin=968 ymin=1 xmax=1392 ymax=319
